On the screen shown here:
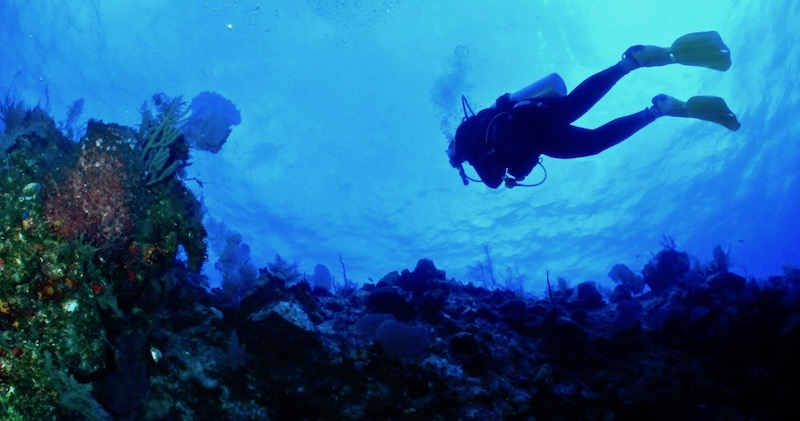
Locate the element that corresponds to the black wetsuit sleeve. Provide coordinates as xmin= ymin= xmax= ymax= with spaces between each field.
xmin=470 ymin=153 xmax=506 ymax=189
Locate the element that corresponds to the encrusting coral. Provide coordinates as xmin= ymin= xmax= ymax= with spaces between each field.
xmin=43 ymin=121 xmax=145 ymax=257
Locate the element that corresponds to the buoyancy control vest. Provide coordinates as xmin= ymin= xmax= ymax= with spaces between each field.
xmin=449 ymin=73 xmax=566 ymax=188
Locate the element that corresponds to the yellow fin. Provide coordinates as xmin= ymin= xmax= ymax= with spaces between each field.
xmin=671 ymin=31 xmax=732 ymax=71
xmin=686 ymin=96 xmax=741 ymax=131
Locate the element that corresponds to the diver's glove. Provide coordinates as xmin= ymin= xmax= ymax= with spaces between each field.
xmin=495 ymin=93 xmax=514 ymax=110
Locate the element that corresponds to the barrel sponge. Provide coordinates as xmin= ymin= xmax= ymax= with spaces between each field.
xmin=182 ymin=91 xmax=241 ymax=153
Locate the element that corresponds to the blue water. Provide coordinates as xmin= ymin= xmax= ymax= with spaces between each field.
xmin=2 ymin=0 xmax=797 ymax=290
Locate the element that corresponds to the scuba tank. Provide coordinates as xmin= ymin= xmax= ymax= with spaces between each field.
xmin=507 ymin=73 xmax=567 ymax=103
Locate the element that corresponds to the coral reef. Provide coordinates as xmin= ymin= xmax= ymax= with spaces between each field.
xmin=2 ymin=93 xmax=798 ymax=420
xmin=1 ymin=96 xmax=207 ymax=419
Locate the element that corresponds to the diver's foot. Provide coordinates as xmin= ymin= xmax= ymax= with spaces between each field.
xmin=650 ymin=94 xmax=688 ymax=117
xmin=623 ymin=45 xmax=674 ymax=69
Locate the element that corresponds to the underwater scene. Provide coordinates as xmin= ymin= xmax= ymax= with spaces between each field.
xmin=1 ymin=1 xmax=798 ymax=420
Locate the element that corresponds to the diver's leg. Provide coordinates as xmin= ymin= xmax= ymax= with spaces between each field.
xmin=539 ymin=109 xmax=657 ymax=159
xmin=541 ymin=42 xmax=677 ymax=125
xmin=544 ymin=62 xmax=631 ymax=125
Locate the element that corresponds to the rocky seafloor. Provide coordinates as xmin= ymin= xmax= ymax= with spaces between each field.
xmin=142 ymin=247 xmax=799 ymax=420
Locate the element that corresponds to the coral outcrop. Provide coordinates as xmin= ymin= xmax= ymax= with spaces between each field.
xmin=1 ymin=95 xmax=207 ymax=419
xmin=43 ymin=121 xmax=144 ymax=257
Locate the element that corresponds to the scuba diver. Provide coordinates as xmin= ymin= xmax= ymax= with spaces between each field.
xmin=447 ymin=31 xmax=740 ymax=189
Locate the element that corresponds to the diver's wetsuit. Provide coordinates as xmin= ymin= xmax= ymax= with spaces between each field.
xmin=470 ymin=62 xmax=655 ymax=188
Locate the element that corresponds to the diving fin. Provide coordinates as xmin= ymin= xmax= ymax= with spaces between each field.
xmin=670 ymin=31 xmax=731 ymax=71
xmin=653 ymin=94 xmax=741 ymax=131
xmin=685 ymin=96 xmax=740 ymax=131
xmin=625 ymin=31 xmax=732 ymax=71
